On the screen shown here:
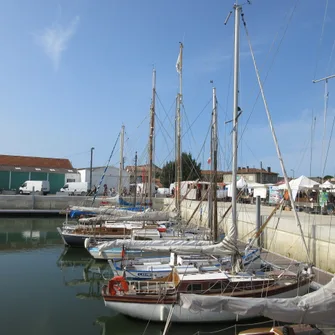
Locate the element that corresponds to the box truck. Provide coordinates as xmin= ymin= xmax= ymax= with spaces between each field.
xmin=19 ymin=180 xmax=50 ymax=195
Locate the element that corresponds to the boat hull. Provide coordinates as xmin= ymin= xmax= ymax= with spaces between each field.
xmin=103 ymin=281 xmax=311 ymax=323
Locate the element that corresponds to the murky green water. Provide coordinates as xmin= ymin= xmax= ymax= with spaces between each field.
xmin=0 ymin=217 xmax=275 ymax=335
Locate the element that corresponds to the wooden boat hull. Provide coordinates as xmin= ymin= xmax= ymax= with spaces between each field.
xmin=102 ymin=281 xmax=311 ymax=323
xmin=57 ymin=228 xmax=126 ymax=247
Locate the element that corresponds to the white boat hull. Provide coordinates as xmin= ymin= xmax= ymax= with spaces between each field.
xmin=103 ymin=282 xmax=311 ymax=323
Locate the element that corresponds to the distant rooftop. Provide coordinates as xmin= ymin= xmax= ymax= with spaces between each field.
xmin=0 ymin=154 xmax=73 ymax=169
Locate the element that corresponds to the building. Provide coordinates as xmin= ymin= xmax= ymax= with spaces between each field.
xmin=0 ymin=154 xmax=80 ymax=193
xmin=78 ymin=166 xmax=130 ymax=194
xmin=201 ymin=166 xmax=279 ymax=184
xmin=125 ymin=164 xmax=162 ymax=184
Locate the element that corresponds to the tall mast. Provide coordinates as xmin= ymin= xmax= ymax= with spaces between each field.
xmin=175 ymin=42 xmax=183 ymax=216
xmin=118 ymin=125 xmax=125 ymax=195
xmin=312 ymin=74 xmax=335 ymax=182
xmin=148 ymin=68 xmax=156 ymax=208
xmin=133 ymin=151 xmax=138 ymax=206
xmin=231 ymin=3 xmax=241 ymax=244
xmin=212 ymin=86 xmax=218 ymax=241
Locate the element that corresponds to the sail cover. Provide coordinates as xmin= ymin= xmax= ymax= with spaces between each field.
xmin=180 ymin=277 xmax=335 ymax=326
xmin=78 ymin=211 xmax=172 ymax=224
xmin=96 ymin=237 xmax=239 ymax=256
xmin=97 ymin=239 xmax=213 ymax=252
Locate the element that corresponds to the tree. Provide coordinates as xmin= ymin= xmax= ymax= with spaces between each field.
xmin=324 ymin=175 xmax=333 ymax=181
xmin=160 ymin=152 xmax=202 ymax=188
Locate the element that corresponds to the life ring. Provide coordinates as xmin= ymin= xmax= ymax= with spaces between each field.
xmin=108 ymin=276 xmax=129 ymax=296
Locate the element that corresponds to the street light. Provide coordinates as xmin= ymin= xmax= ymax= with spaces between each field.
xmin=90 ymin=147 xmax=95 ymax=191
xmin=290 ymin=169 xmax=295 ymax=179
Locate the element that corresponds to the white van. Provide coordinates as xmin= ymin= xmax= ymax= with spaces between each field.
xmin=60 ymin=182 xmax=88 ymax=195
xmin=19 ymin=180 xmax=50 ymax=195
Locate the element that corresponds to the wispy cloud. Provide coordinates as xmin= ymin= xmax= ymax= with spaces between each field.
xmin=34 ymin=16 xmax=80 ymax=70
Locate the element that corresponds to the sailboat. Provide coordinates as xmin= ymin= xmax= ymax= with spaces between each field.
xmin=101 ymin=3 xmax=314 ymax=323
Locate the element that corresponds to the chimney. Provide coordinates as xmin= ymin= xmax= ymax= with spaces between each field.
xmin=267 ymin=167 xmax=271 ymax=173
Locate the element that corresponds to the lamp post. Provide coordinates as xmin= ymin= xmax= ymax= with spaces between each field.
xmin=290 ymin=169 xmax=295 ymax=179
xmin=90 ymin=147 xmax=94 ymax=191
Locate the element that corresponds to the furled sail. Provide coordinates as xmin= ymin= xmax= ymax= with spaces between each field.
xmin=180 ymin=277 xmax=335 ymax=326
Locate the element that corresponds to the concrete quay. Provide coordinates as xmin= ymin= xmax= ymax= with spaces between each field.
xmin=0 ymin=194 xmax=165 ymax=215
xmin=163 ymin=198 xmax=335 ymax=275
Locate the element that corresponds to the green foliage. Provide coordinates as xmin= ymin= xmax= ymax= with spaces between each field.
xmin=324 ymin=175 xmax=333 ymax=181
xmin=160 ymin=152 xmax=202 ymax=188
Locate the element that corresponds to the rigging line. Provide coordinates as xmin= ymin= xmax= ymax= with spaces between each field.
xmin=155 ymin=93 xmax=176 ymax=129
xmin=314 ymin=0 xmax=329 ymax=80
xmin=181 ymin=98 xmax=212 ymax=141
xmin=91 ymin=132 xmax=120 ymax=205
xmin=239 ymin=0 xmax=299 ymax=143
xmin=155 ymin=113 xmax=175 ymax=143
xmin=322 ymin=115 xmax=335 ymax=177
xmin=242 ymin=11 xmax=312 ymax=265
xmin=181 ymin=103 xmax=197 ymax=148
xmin=326 ymin=39 xmax=335 ymax=75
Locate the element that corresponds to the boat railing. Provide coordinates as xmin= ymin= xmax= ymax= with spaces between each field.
xmin=127 ymin=280 xmax=176 ymax=295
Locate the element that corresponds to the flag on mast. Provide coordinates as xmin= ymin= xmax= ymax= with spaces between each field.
xmin=176 ymin=44 xmax=182 ymax=74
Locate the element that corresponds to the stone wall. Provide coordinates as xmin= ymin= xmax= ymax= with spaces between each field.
xmin=163 ymin=198 xmax=335 ymax=273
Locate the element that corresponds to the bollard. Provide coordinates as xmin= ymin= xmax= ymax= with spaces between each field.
xmin=32 ymin=186 xmax=35 ymax=209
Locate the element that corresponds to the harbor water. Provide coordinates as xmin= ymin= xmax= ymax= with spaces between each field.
xmin=0 ymin=217 xmax=276 ymax=335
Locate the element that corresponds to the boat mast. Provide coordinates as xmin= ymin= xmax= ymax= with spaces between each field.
xmin=118 ymin=125 xmax=125 ymax=196
xmin=148 ymin=68 xmax=156 ymax=208
xmin=212 ymin=86 xmax=218 ymax=241
xmin=208 ymin=85 xmax=218 ymax=241
xmin=231 ymin=3 xmax=241 ymax=245
xmin=175 ymin=43 xmax=183 ymax=217
xmin=133 ymin=151 xmax=138 ymax=206
xmin=312 ymin=74 xmax=335 ymax=182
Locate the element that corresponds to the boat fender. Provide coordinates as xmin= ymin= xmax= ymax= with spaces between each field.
xmin=84 ymin=238 xmax=90 ymax=249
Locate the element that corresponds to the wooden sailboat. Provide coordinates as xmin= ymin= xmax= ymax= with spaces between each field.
xmin=101 ymin=3 xmax=314 ymax=323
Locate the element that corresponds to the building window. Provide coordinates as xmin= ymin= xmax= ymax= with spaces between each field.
xmin=35 ymin=168 xmax=41 ymax=171
xmin=68 ymin=170 xmax=73 ymax=172
xmin=50 ymin=169 xmax=55 ymax=172
xmin=67 ymin=179 xmax=75 ymax=182
xmin=15 ymin=167 xmax=21 ymax=170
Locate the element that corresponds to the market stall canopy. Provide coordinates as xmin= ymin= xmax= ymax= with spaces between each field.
xmin=320 ymin=180 xmax=335 ymax=189
xmin=277 ymin=175 xmax=320 ymax=191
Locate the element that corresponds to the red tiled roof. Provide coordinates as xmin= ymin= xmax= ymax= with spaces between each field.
xmin=0 ymin=155 xmax=73 ymax=169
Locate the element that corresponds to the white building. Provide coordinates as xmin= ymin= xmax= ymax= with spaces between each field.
xmin=77 ymin=166 xmax=130 ymax=195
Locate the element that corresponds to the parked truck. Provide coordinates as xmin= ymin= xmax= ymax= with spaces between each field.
xmin=19 ymin=180 xmax=50 ymax=195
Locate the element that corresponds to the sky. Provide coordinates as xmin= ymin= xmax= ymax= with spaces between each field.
xmin=1 ymin=0 xmax=335 ymax=178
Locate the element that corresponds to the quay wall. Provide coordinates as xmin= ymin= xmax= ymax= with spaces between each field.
xmin=0 ymin=195 xmax=165 ymax=211
xmin=163 ymin=198 xmax=335 ymax=273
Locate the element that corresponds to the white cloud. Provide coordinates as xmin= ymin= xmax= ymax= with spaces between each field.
xmin=34 ymin=16 xmax=80 ymax=70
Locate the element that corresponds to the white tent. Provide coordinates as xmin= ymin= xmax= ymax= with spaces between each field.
xmin=277 ymin=175 xmax=320 ymax=200
xmin=320 ymin=180 xmax=335 ymax=189
xmin=277 ymin=175 xmax=319 ymax=190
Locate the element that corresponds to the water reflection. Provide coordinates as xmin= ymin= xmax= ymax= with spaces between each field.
xmin=57 ymin=247 xmax=114 ymax=301
xmin=0 ymin=217 xmax=63 ymax=250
